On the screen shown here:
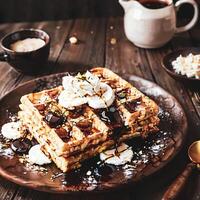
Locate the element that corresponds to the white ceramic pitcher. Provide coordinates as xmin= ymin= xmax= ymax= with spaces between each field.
xmin=119 ymin=0 xmax=199 ymax=49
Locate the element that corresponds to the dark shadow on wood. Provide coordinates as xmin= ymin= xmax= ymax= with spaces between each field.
xmin=0 ymin=0 xmax=198 ymax=23
xmin=36 ymin=60 xmax=93 ymax=76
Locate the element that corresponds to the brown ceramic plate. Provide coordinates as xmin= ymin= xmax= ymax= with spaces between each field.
xmin=162 ymin=48 xmax=200 ymax=86
xmin=0 ymin=72 xmax=187 ymax=194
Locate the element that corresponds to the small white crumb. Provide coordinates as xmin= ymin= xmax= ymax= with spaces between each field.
xmin=97 ymin=161 xmax=101 ymax=165
xmin=86 ymin=170 xmax=92 ymax=176
xmin=90 ymin=30 xmax=94 ymax=34
xmin=56 ymin=26 xmax=61 ymax=30
xmin=69 ymin=36 xmax=78 ymax=44
xmin=110 ymin=38 xmax=117 ymax=45
xmin=110 ymin=26 xmax=114 ymax=30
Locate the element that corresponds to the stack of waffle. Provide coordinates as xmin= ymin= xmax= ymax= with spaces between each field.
xmin=18 ymin=67 xmax=160 ymax=172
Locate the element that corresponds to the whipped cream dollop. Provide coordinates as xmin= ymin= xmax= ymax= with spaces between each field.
xmin=28 ymin=144 xmax=51 ymax=165
xmin=58 ymin=71 xmax=115 ymax=109
xmin=100 ymin=143 xmax=133 ymax=166
xmin=1 ymin=121 xmax=22 ymax=140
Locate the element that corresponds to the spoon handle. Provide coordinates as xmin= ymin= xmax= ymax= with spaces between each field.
xmin=162 ymin=163 xmax=195 ymax=200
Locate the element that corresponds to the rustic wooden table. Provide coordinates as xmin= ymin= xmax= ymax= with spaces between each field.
xmin=0 ymin=17 xmax=199 ymax=200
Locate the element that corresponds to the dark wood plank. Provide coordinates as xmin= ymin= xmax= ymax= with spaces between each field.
xmin=0 ymin=21 xmax=42 ymax=97
xmin=0 ymin=20 xmax=73 ymax=95
xmin=15 ymin=17 xmax=105 ymax=91
xmin=0 ymin=180 xmax=19 ymax=200
xmin=173 ymin=37 xmax=200 ymax=117
xmin=144 ymin=34 xmax=200 ymax=200
xmin=17 ymin=19 xmax=74 ymax=84
xmin=188 ymin=23 xmax=200 ymax=118
xmin=0 ymin=22 xmax=37 ymax=200
xmin=171 ymin=22 xmax=200 ymax=119
xmin=189 ymin=23 xmax=200 ymax=46
xmin=55 ymin=17 xmax=106 ymax=73
xmin=0 ymin=22 xmax=36 ymax=97
xmin=170 ymin=25 xmax=200 ymax=200
xmin=13 ymin=189 xmax=131 ymax=200
xmin=145 ymin=43 xmax=200 ymax=135
xmin=105 ymin=17 xmax=155 ymax=81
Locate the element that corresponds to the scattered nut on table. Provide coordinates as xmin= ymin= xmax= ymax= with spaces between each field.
xmin=69 ymin=36 xmax=78 ymax=44
xmin=110 ymin=37 xmax=117 ymax=45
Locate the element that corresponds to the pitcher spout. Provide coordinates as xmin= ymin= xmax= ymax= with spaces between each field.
xmin=119 ymin=0 xmax=141 ymax=13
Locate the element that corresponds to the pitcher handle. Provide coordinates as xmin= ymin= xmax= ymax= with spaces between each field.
xmin=175 ymin=0 xmax=199 ymax=33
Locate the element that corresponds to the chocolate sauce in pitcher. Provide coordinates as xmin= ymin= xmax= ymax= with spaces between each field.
xmin=140 ymin=0 xmax=169 ymax=9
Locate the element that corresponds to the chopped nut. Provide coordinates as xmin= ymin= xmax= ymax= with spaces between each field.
xmin=110 ymin=38 xmax=117 ymax=45
xmin=69 ymin=36 xmax=78 ymax=44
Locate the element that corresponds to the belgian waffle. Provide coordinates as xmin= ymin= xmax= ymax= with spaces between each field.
xmin=18 ymin=67 xmax=160 ymax=172
xmin=19 ymin=110 xmax=158 ymax=172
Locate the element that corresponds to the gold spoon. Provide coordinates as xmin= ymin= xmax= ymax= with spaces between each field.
xmin=162 ymin=141 xmax=200 ymax=200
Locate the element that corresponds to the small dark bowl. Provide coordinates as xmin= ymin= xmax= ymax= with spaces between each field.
xmin=162 ymin=48 xmax=200 ymax=87
xmin=0 ymin=29 xmax=50 ymax=75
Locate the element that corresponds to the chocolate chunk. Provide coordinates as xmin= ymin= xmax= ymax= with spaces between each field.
xmin=98 ymin=106 xmax=123 ymax=128
xmin=68 ymin=107 xmax=84 ymax=119
xmin=76 ymin=119 xmax=92 ymax=135
xmin=55 ymin=127 xmax=71 ymax=140
xmin=11 ymin=138 xmax=32 ymax=154
xmin=44 ymin=111 xmax=65 ymax=128
xmin=124 ymin=97 xmax=142 ymax=113
xmin=35 ymin=104 xmax=46 ymax=111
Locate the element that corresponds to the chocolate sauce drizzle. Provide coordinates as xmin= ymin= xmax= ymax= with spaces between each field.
xmin=94 ymin=102 xmax=126 ymax=146
xmin=115 ymin=88 xmax=142 ymax=113
xmin=76 ymin=119 xmax=93 ymax=136
xmin=44 ymin=111 xmax=66 ymax=128
xmin=55 ymin=127 xmax=71 ymax=142
xmin=11 ymin=130 xmax=33 ymax=154
xmin=124 ymin=97 xmax=142 ymax=113
xmin=68 ymin=106 xmax=84 ymax=119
